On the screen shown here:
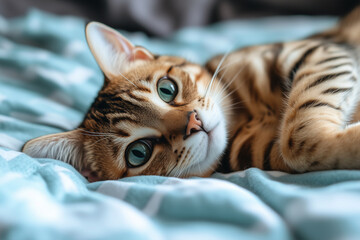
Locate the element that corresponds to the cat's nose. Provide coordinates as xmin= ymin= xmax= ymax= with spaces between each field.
xmin=185 ymin=111 xmax=203 ymax=137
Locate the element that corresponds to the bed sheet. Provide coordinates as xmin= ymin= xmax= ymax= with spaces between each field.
xmin=2 ymin=10 xmax=360 ymax=240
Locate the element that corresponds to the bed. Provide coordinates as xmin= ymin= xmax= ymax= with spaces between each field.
xmin=1 ymin=10 xmax=360 ymax=240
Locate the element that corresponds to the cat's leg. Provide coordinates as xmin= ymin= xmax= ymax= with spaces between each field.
xmin=227 ymin=116 xmax=292 ymax=172
xmin=280 ymin=43 xmax=360 ymax=172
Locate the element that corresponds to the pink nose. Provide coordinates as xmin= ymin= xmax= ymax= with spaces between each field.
xmin=186 ymin=111 xmax=203 ymax=137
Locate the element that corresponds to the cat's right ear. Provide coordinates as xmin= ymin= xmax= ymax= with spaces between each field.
xmin=85 ymin=22 xmax=154 ymax=79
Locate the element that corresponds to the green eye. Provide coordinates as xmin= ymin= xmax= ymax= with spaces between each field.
xmin=157 ymin=77 xmax=178 ymax=103
xmin=126 ymin=140 xmax=153 ymax=167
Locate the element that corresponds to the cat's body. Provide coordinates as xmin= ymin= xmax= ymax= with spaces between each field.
xmin=23 ymin=7 xmax=360 ymax=181
xmin=210 ymin=39 xmax=360 ymax=173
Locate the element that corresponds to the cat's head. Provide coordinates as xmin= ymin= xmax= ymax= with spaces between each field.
xmin=23 ymin=22 xmax=230 ymax=181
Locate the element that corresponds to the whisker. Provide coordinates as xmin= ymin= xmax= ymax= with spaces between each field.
xmin=208 ymin=64 xmax=247 ymax=109
xmin=223 ymin=100 xmax=244 ymax=108
xmin=217 ymin=57 xmax=244 ymax=72
xmin=77 ymin=128 xmax=115 ymax=137
xmin=222 ymin=103 xmax=244 ymax=112
xmin=218 ymin=86 xmax=240 ymax=103
xmin=204 ymin=50 xmax=230 ymax=98
xmin=118 ymin=72 xmax=138 ymax=88
xmin=212 ymin=61 xmax=249 ymax=102
xmin=167 ymin=161 xmax=179 ymax=176
xmin=87 ymin=136 xmax=112 ymax=148
xmin=79 ymin=133 xmax=114 ymax=137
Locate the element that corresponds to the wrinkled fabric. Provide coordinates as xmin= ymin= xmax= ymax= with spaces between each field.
xmin=2 ymin=10 xmax=357 ymax=240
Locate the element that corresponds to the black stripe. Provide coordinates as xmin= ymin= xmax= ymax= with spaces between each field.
xmin=125 ymin=91 xmax=147 ymax=102
xmin=263 ymin=140 xmax=275 ymax=170
xmin=316 ymin=56 xmax=349 ymax=65
xmin=310 ymin=160 xmax=320 ymax=167
xmin=174 ymin=62 xmax=187 ymax=68
xmin=237 ymin=136 xmax=253 ymax=170
xmin=223 ymin=124 xmax=247 ymax=171
xmin=98 ymin=93 xmax=143 ymax=113
xmin=111 ymin=116 xmax=137 ymax=125
xmin=289 ymin=45 xmax=320 ymax=83
xmin=306 ymin=71 xmax=351 ymax=90
xmin=166 ymin=62 xmax=188 ymax=75
xmin=296 ymin=140 xmax=306 ymax=154
xmin=322 ymin=87 xmax=351 ymax=94
xmin=88 ymin=110 xmax=110 ymax=124
xmin=116 ymin=129 xmax=130 ymax=137
xmin=145 ymin=75 xmax=153 ymax=82
xmin=326 ymin=62 xmax=353 ymax=69
xmin=298 ymin=100 xmax=340 ymax=110
xmin=135 ymin=87 xmax=151 ymax=93
xmin=295 ymin=123 xmax=307 ymax=133
xmin=268 ymin=43 xmax=286 ymax=92
xmin=288 ymin=137 xmax=293 ymax=149
xmin=294 ymin=73 xmax=313 ymax=84
xmin=95 ymin=111 xmax=110 ymax=124
xmin=232 ymin=126 xmax=244 ymax=141
xmin=111 ymin=144 xmax=122 ymax=158
xmin=308 ymin=143 xmax=318 ymax=154
xmin=94 ymin=99 xmax=113 ymax=113
xmin=217 ymin=147 xmax=232 ymax=173
xmin=98 ymin=92 xmax=116 ymax=99
xmin=167 ymin=66 xmax=174 ymax=74
xmin=91 ymin=94 xmax=142 ymax=117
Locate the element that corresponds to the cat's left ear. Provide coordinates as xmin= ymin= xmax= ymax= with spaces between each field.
xmin=85 ymin=21 xmax=154 ymax=78
xmin=22 ymin=130 xmax=84 ymax=170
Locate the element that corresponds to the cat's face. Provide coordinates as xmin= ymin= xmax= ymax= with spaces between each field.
xmin=22 ymin=22 xmax=230 ymax=181
xmin=80 ymin=56 xmax=228 ymax=181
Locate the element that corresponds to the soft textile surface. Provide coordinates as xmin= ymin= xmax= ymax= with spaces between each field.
xmin=1 ymin=10 xmax=360 ymax=240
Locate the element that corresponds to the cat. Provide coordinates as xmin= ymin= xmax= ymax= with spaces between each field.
xmin=22 ymin=7 xmax=360 ymax=182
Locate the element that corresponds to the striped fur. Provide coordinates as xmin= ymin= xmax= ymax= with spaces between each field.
xmin=208 ymin=7 xmax=360 ymax=173
xmin=23 ymin=52 xmax=230 ymax=180
xmin=77 ymin=57 xmax=230 ymax=180
xmin=23 ymin=7 xmax=360 ymax=180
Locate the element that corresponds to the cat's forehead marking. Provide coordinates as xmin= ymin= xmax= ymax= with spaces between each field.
xmin=166 ymin=61 xmax=187 ymax=73
xmin=181 ymin=64 xmax=202 ymax=77
xmin=130 ymin=127 xmax=162 ymax=140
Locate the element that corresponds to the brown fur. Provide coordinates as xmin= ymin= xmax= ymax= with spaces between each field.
xmin=23 ymin=7 xmax=360 ymax=181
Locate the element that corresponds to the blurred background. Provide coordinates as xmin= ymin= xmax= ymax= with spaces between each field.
xmin=0 ymin=0 xmax=359 ymax=37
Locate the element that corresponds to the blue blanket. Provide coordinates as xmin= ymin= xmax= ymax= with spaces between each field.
xmin=2 ymin=10 xmax=360 ymax=240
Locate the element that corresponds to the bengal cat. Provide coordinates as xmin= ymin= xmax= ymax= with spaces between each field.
xmin=23 ymin=7 xmax=360 ymax=182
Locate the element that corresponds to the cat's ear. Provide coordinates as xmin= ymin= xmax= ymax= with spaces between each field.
xmin=22 ymin=130 xmax=84 ymax=170
xmin=85 ymin=21 xmax=154 ymax=78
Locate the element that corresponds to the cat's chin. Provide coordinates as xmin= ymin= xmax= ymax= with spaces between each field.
xmin=184 ymin=120 xmax=227 ymax=177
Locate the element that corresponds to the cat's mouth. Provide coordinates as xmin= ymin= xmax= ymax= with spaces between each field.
xmin=207 ymin=122 xmax=220 ymax=135
xmin=204 ymin=121 xmax=223 ymax=155
xmin=184 ymin=120 xmax=226 ymax=176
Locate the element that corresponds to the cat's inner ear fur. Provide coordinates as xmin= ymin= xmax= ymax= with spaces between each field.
xmin=22 ymin=130 xmax=84 ymax=170
xmin=85 ymin=21 xmax=154 ymax=78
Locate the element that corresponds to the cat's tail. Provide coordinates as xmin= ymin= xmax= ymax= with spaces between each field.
xmin=311 ymin=6 xmax=360 ymax=46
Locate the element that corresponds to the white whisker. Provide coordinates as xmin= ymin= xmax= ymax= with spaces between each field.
xmin=212 ymin=61 xmax=249 ymax=102
xmin=118 ymin=71 xmax=138 ymax=88
xmin=77 ymin=128 xmax=115 ymax=137
xmin=87 ymin=136 xmax=112 ymax=148
xmin=204 ymin=50 xmax=230 ymax=98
